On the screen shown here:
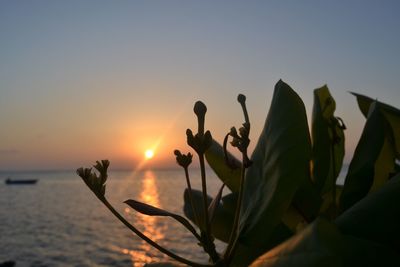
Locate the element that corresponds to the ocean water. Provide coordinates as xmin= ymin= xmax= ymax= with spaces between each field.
xmin=0 ymin=167 xmax=349 ymax=267
xmin=0 ymin=169 xmax=223 ymax=267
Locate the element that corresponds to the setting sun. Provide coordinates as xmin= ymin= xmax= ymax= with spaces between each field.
xmin=144 ymin=149 xmax=154 ymax=159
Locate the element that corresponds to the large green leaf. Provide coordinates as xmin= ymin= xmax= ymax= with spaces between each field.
xmin=318 ymin=185 xmax=343 ymax=219
xmin=352 ymin=92 xmax=400 ymax=158
xmin=230 ymin=223 xmax=293 ymax=267
xmin=238 ymin=80 xmax=312 ymax=247
xmin=339 ymin=103 xmax=396 ymax=211
xmin=205 ymin=139 xmax=241 ymax=192
xmin=289 ymin=178 xmax=321 ymax=223
xmin=281 ymin=87 xmax=343 ymax=227
xmin=336 ymin=173 xmax=400 ymax=251
xmin=281 ymin=178 xmax=322 ymax=233
xmin=219 ymin=191 xmax=238 ymax=211
xmin=311 ymin=86 xmax=345 ymax=194
xmin=183 ymin=188 xmax=234 ymax=243
xmin=249 ymin=218 xmax=400 ymax=267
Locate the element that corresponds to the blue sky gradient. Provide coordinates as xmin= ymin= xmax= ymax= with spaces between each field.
xmin=1 ymin=1 xmax=399 ymax=170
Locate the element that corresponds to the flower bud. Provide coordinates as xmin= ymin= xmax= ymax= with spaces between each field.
xmin=174 ymin=150 xmax=193 ymax=168
xmin=77 ymin=160 xmax=110 ymax=199
xmin=237 ymin=94 xmax=246 ymax=104
xmin=77 ymin=167 xmax=92 ymax=181
xmin=186 ymin=129 xmax=195 ymax=148
xmin=237 ymin=93 xmax=250 ymax=125
xmin=239 ymin=126 xmax=248 ymax=138
xmin=230 ymin=138 xmax=240 ymax=148
xmin=230 ymin=127 xmax=239 ymax=138
xmin=94 ymin=160 xmax=109 ymax=177
xmin=194 ymin=101 xmax=207 ymax=135
xmin=194 ymin=101 xmax=207 ymax=118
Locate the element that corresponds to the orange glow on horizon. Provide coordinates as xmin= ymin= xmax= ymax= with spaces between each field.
xmin=113 ymin=100 xmax=192 ymax=170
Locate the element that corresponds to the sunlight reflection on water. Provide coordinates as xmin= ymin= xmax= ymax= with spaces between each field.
xmin=122 ymin=170 xmax=167 ymax=266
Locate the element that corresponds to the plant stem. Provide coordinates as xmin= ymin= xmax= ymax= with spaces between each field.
xmin=199 ymin=154 xmax=220 ymax=263
xmin=184 ymin=167 xmax=201 ymax=233
xmin=100 ymin=197 xmax=214 ymax=267
xmin=199 ymin=154 xmax=210 ymax=233
xmin=224 ymin=155 xmax=246 ymax=263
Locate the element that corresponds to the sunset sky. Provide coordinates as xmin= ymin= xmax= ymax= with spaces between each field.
xmin=1 ymin=1 xmax=399 ymax=170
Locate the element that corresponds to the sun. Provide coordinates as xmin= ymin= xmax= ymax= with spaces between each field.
xmin=144 ymin=149 xmax=154 ymax=159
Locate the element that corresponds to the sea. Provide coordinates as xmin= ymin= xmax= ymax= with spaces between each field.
xmin=0 ymin=169 xmax=223 ymax=267
xmin=0 ymin=167 xmax=348 ymax=267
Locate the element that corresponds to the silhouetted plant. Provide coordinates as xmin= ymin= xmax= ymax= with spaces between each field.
xmin=78 ymin=80 xmax=400 ymax=266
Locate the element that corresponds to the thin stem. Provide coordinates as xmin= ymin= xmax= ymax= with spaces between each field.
xmin=100 ymin=197 xmax=214 ymax=267
xmin=237 ymin=94 xmax=249 ymax=125
xmin=199 ymin=154 xmax=210 ymax=233
xmin=199 ymin=154 xmax=220 ymax=263
xmin=184 ymin=167 xmax=201 ymax=231
xmin=224 ymin=155 xmax=246 ymax=263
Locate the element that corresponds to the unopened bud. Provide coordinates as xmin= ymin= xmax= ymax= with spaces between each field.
xmin=194 ymin=101 xmax=207 ymax=135
xmin=174 ymin=150 xmax=193 ymax=168
xmin=237 ymin=94 xmax=246 ymax=104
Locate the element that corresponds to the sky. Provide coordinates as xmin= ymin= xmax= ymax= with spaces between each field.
xmin=0 ymin=1 xmax=399 ymax=171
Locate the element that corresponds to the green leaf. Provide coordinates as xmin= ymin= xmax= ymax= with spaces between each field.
xmin=336 ymin=173 xmax=400 ymax=251
xmin=311 ymin=85 xmax=345 ymax=194
xmin=249 ymin=218 xmax=400 ymax=267
xmin=238 ymin=80 xmax=312 ymax=247
xmin=208 ymin=184 xmax=225 ymax=223
xmin=281 ymin=180 xmax=322 ymax=233
xmin=289 ymin=178 xmax=321 ymax=224
xmin=339 ymin=103 xmax=396 ymax=211
xmin=351 ymin=92 xmax=400 ymax=158
xmin=281 ymin=87 xmax=342 ymax=228
xmin=319 ymin=185 xmax=343 ymax=219
xmin=124 ymin=199 xmax=200 ymax=240
xmin=230 ymin=223 xmax=293 ymax=267
xmin=183 ymin=188 xmax=234 ymax=243
xmin=205 ymin=139 xmax=241 ymax=192
xmin=219 ymin=191 xmax=238 ymax=211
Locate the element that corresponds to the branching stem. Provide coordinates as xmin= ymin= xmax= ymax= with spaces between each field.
xmin=224 ymin=154 xmax=246 ymax=263
xmin=199 ymin=154 xmax=220 ymax=263
xmin=100 ymin=197 xmax=214 ymax=267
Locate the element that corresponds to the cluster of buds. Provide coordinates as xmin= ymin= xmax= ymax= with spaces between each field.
xmin=174 ymin=150 xmax=193 ymax=169
xmin=77 ymin=160 xmax=110 ymax=199
xmin=224 ymin=94 xmax=252 ymax=168
xmin=186 ymin=101 xmax=213 ymax=155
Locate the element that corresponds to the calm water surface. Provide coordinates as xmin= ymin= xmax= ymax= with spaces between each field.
xmin=0 ymin=169 xmax=223 ymax=267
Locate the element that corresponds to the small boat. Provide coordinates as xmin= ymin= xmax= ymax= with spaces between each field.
xmin=5 ymin=178 xmax=38 ymax=185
